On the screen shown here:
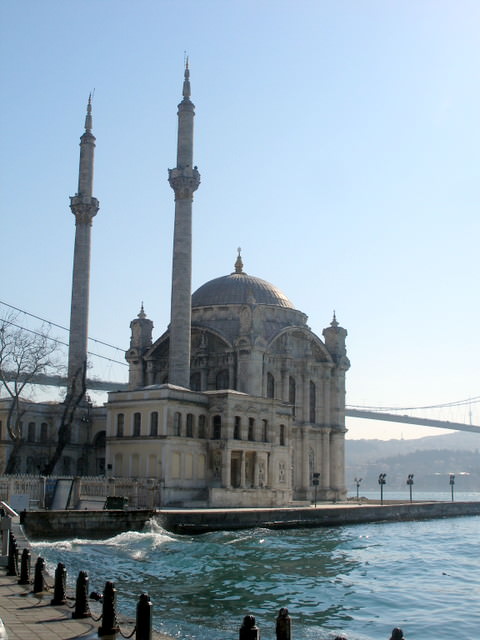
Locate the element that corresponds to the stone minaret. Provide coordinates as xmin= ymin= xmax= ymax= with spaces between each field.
xmin=168 ymin=61 xmax=200 ymax=387
xmin=67 ymin=96 xmax=99 ymax=397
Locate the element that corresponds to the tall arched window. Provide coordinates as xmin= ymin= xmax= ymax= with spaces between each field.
xmin=40 ymin=423 xmax=49 ymax=442
xmin=234 ymin=416 xmax=241 ymax=440
xmin=198 ymin=415 xmax=206 ymax=438
xmin=117 ymin=414 xmax=124 ymax=437
xmin=186 ymin=414 xmax=194 ymax=437
xmin=289 ymin=377 xmax=296 ymax=417
xmin=248 ymin=418 xmax=255 ymax=441
xmin=174 ymin=412 xmax=182 ymax=436
xmin=133 ymin=412 xmax=141 ymax=436
xmin=27 ymin=422 xmax=35 ymax=442
xmin=262 ymin=419 xmax=268 ymax=442
xmin=150 ymin=412 xmax=158 ymax=436
xmin=212 ymin=415 xmax=221 ymax=439
xmin=309 ymin=381 xmax=316 ymax=423
xmin=279 ymin=424 xmax=286 ymax=446
xmin=267 ymin=372 xmax=275 ymax=398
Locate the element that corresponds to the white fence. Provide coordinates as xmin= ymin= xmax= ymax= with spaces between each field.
xmin=0 ymin=475 xmax=161 ymax=510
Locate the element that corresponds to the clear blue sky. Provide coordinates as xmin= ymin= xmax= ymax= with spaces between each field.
xmin=2 ymin=0 xmax=480 ymax=439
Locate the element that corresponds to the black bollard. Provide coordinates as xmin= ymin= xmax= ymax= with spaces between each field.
xmin=98 ymin=581 xmax=120 ymax=637
xmin=72 ymin=571 xmax=91 ymax=619
xmin=239 ymin=615 xmax=260 ymax=640
xmin=136 ymin=593 xmax=152 ymax=640
xmin=7 ymin=539 xmax=18 ymax=576
xmin=276 ymin=607 xmax=291 ymax=640
xmin=51 ymin=562 xmax=67 ymax=605
xmin=33 ymin=556 xmax=46 ymax=594
xmin=18 ymin=548 xmax=31 ymax=585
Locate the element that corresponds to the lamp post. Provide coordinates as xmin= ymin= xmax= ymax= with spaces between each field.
xmin=312 ymin=473 xmax=320 ymax=508
xmin=406 ymin=474 xmax=414 ymax=503
xmin=449 ymin=473 xmax=455 ymax=502
xmin=378 ymin=473 xmax=386 ymax=505
xmin=354 ymin=477 xmax=362 ymax=503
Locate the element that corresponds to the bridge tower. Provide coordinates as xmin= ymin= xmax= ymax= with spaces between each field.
xmin=67 ymin=96 xmax=100 ymax=398
xmin=167 ymin=60 xmax=201 ymax=387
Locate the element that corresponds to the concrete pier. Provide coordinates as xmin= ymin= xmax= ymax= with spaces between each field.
xmin=19 ymin=500 xmax=480 ymax=538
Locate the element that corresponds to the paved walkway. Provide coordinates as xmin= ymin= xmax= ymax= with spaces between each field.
xmin=0 ymin=519 xmax=168 ymax=640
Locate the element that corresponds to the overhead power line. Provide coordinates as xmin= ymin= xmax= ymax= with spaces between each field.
xmin=0 ymin=300 xmax=126 ymax=353
xmin=3 ymin=319 xmax=127 ymax=367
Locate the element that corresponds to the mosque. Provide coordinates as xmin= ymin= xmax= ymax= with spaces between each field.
xmin=0 ymin=65 xmax=350 ymax=507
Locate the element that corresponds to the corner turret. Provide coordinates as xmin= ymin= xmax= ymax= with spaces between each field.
xmin=322 ymin=312 xmax=349 ymax=368
xmin=126 ymin=304 xmax=154 ymax=388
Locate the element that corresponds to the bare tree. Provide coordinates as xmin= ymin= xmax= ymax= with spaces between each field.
xmin=0 ymin=312 xmax=59 ymax=473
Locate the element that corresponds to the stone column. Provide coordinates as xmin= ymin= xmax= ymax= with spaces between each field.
xmin=320 ymin=428 xmax=331 ymax=490
xmin=330 ymin=429 xmax=346 ymax=495
xmin=240 ymin=451 xmax=246 ymax=488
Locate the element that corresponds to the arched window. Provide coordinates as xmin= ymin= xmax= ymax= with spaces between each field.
xmin=40 ymin=423 xmax=49 ymax=442
xmin=289 ymin=377 xmax=296 ymax=417
xmin=133 ymin=412 xmax=141 ymax=436
xmin=198 ymin=415 xmax=206 ymax=438
xmin=216 ymin=370 xmax=229 ymax=390
xmin=174 ymin=412 xmax=182 ymax=436
xmin=234 ymin=416 xmax=241 ymax=440
xmin=248 ymin=418 xmax=255 ymax=441
xmin=27 ymin=422 xmax=35 ymax=442
xmin=262 ymin=419 xmax=268 ymax=442
xmin=117 ymin=414 xmax=124 ymax=437
xmin=186 ymin=413 xmax=194 ymax=437
xmin=212 ymin=415 xmax=221 ymax=439
xmin=150 ymin=412 xmax=158 ymax=436
xmin=309 ymin=381 xmax=316 ymax=423
xmin=267 ymin=372 xmax=275 ymax=398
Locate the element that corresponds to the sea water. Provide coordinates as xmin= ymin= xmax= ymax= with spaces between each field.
xmin=30 ymin=493 xmax=480 ymax=640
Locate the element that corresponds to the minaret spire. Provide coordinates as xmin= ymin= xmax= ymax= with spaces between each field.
xmin=67 ymin=97 xmax=100 ymax=399
xmin=168 ymin=62 xmax=201 ymax=388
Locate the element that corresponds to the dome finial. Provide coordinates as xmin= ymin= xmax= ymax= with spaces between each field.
xmin=138 ymin=302 xmax=146 ymax=319
xmin=331 ymin=310 xmax=339 ymax=327
xmin=234 ymin=247 xmax=244 ymax=274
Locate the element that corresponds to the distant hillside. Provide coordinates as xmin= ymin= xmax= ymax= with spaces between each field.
xmin=346 ymin=431 xmax=480 ymax=491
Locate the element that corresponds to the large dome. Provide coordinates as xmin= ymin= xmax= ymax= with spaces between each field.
xmin=192 ymin=271 xmax=294 ymax=309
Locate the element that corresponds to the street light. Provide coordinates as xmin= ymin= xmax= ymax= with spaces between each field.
xmin=406 ymin=474 xmax=414 ymax=503
xmin=378 ymin=473 xmax=387 ymax=505
xmin=312 ymin=472 xmax=320 ymax=508
xmin=449 ymin=473 xmax=455 ymax=502
xmin=354 ymin=477 xmax=362 ymax=503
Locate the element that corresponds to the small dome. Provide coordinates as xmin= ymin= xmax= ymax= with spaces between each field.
xmin=192 ymin=272 xmax=295 ymax=309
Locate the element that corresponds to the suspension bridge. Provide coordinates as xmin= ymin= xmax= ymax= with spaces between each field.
xmin=1 ymin=299 xmax=479 ymax=434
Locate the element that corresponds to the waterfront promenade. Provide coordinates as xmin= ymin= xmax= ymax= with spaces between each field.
xmin=0 ymin=520 xmax=169 ymax=640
